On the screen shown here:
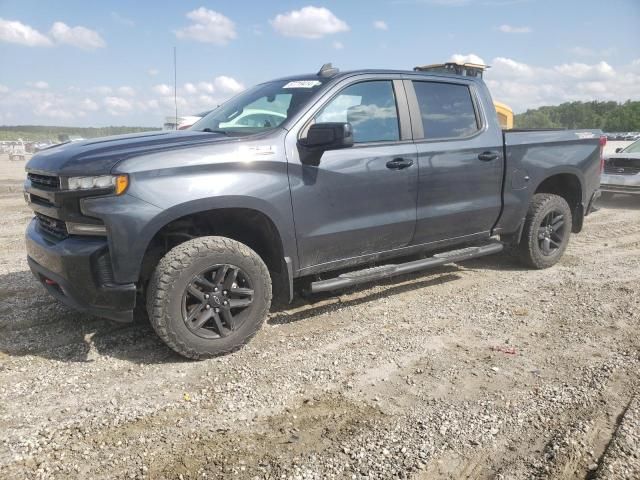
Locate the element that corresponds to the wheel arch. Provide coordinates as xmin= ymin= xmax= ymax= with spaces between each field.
xmin=533 ymin=171 xmax=584 ymax=233
xmin=136 ymin=198 xmax=295 ymax=302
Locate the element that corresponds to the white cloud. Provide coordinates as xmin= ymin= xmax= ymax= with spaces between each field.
xmin=483 ymin=56 xmax=640 ymax=112
xmin=91 ymin=86 xmax=112 ymax=96
xmin=111 ymin=12 xmax=135 ymax=27
xmin=81 ymin=98 xmax=99 ymax=111
xmin=175 ymin=7 xmax=237 ymax=45
xmin=271 ymin=6 xmax=349 ymax=39
xmin=197 ymin=81 xmax=215 ymax=93
xmin=554 ymin=61 xmax=614 ymax=79
xmin=0 ymin=18 xmax=53 ymax=47
xmin=183 ymin=83 xmax=198 ymax=94
xmin=27 ymin=81 xmax=49 ymax=89
xmin=213 ymin=75 xmax=244 ymax=94
xmin=492 ymin=57 xmax=533 ymax=77
xmin=498 ymin=24 xmax=532 ymax=34
xmin=34 ymin=103 xmax=74 ymax=119
xmin=50 ymin=22 xmax=106 ymax=50
xmin=104 ymin=96 xmax=133 ymax=115
xmin=117 ymin=86 xmax=136 ymax=96
xmin=333 ymin=40 xmax=344 ymax=50
xmin=148 ymin=68 xmax=159 ymax=77
xmin=0 ymin=74 xmax=245 ymax=125
xmin=450 ymin=53 xmax=486 ymax=65
xmin=373 ymin=20 xmax=388 ymax=31
xmin=153 ymin=84 xmax=173 ymax=96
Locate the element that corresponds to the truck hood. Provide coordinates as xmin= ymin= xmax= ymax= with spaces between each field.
xmin=25 ymin=130 xmax=237 ymax=176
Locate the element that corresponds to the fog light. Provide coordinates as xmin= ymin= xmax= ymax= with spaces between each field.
xmin=66 ymin=222 xmax=107 ymax=236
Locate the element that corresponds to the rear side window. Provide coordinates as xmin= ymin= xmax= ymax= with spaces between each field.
xmin=412 ymin=81 xmax=480 ymax=139
xmin=315 ymin=81 xmax=400 ymax=143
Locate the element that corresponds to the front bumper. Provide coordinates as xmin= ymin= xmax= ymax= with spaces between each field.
xmin=26 ymin=219 xmax=136 ymax=322
xmin=600 ymin=173 xmax=640 ymax=195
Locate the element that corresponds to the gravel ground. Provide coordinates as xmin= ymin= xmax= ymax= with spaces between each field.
xmin=0 ymin=153 xmax=639 ymax=479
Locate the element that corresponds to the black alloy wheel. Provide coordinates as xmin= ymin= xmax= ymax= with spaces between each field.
xmin=518 ymin=193 xmax=572 ymax=269
xmin=537 ymin=210 xmax=566 ymax=256
xmin=182 ymin=264 xmax=254 ymax=339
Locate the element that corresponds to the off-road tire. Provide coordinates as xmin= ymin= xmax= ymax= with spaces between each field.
xmin=518 ymin=193 xmax=572 ymax=269
xmin=146 ymin=236 xmax=271 ymax=359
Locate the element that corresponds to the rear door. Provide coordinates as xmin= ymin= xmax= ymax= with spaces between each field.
xmin=405 ymin=78 xmax=503 ymax=245
xmin=286 ymin=77 xmax=418 ymax=270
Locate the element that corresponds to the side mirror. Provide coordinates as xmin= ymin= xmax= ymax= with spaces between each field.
xmin=298 ymin=122 xmax=353 ymax=166
xmin=615 ymin=147 xmax=623 ymax=153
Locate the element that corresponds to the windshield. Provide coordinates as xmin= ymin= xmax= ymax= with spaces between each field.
xmin=192 ymin=79 xmax=328 ymax=135
xmin=622 ymin=139 xmax=640 ymax=153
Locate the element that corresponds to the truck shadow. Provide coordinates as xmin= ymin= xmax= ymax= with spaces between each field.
xmin=269 ymin=266 xmax=462 ymax=326
xmin=596 ymin=195 xmax=640 ymax=211
xmin=0 ymin=252 xmax=525 ymax=364
xmin=0 ymin=270 xmax=182 ymax=365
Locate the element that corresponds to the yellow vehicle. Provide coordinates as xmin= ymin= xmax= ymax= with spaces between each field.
xmin=494 ymin=101 xmax=514 ymax=129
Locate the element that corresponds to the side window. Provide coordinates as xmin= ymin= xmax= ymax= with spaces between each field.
xmin=315 ymin=81 xmax=400 ymax=143
xmin=412 ymin=81 xmax=480 ymax=139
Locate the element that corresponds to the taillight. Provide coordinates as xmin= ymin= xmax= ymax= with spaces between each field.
xmin=599 ymin=135 xmax=607 ymax=173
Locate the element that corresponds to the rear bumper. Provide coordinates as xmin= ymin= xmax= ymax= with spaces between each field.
xmin=25 ymin=219 xmax=136 ymax=322
xmin=600 ymin=173 xmax=640 ymax=194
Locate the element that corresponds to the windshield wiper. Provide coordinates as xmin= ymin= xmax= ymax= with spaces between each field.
xmin=200 ymin=128 xmax=230 ymax=135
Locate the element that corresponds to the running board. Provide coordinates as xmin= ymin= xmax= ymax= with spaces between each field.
xmin=310 ymin=241 xmax=504 ymax=293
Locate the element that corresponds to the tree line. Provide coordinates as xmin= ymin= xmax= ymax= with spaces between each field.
xmin=0 ymin=125 xmax=160 ymax=142
xmin=514 ymin=100 xmax=640 ymax=132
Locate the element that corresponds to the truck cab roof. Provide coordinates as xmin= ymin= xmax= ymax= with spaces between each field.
xmin=266 ymin=68 xmax=485 ymax=86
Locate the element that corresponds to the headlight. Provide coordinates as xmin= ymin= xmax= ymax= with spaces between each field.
xmin=66 ymin=174 xmax=128 ymax=195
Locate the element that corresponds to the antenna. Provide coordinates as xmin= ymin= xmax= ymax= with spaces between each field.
xmin=317 ymin=63 xmax=339 ymax=77
xmin=173 ymin=46 xmax=178 ymax=130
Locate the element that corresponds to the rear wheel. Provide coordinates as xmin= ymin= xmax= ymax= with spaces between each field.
xmin=146 ymin=236 xmax=271 ymax=359
xmin=518 ymin=193 xmax=572 ymax=269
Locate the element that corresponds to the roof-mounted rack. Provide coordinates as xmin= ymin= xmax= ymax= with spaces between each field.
xmin=318 ymin=63 xmax=339 ymax=77
xmin=413 ymin=62 xmax=489 ymax=78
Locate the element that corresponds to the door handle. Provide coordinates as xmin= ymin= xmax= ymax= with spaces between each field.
xmin=386 ymin=158 xmax=414 ymax=170
xmin=478 ymin=151 xmax=499 ymax=162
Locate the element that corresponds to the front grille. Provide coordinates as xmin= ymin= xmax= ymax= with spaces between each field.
xmin=29 ymin=193 xmax=54 ymax=207
xmin=28 ymin=173 xmax=60 ymax=189
xmin=35 ymin=213 xmax=68 ymax=239
xmin=604 ymin=165 xmax=640 ymax=175
xmin=605 ymin=159 xmax=640 ymax=176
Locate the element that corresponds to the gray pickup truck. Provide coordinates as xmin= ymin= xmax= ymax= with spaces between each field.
xmin=24 ymin=63 xmax=603 ymax=359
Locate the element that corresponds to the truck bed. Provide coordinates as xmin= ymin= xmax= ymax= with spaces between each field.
xmin=494 ymin=129 xmax=602 ymax=235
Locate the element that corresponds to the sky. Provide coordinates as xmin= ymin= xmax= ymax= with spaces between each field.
xmin=0 ymin=0 xmax=639 ymax=127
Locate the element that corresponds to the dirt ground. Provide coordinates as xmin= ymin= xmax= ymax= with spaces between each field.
xmin=0 ymin=153 xmax=638 ymax=479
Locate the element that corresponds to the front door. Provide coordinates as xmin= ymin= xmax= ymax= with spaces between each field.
xmin=287 ymin=79 xmax=418 ymax=270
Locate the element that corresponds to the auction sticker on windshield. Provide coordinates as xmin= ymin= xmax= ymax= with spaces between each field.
xmin=283 ymin=80 xmax=322 ymax=89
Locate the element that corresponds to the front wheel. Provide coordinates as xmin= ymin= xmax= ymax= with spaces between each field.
xmin=146 ymin=236 xmax=272 ymax=359
xmin=518 ymin=193 xmax=572 ymax=269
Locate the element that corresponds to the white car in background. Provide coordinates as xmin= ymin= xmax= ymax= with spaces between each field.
xmin=177 ymin=110 xmax=213 ymax=130
xmin=178 ymin=108 xmax=286 ymax=130
xmin=601 ymin=139 xmax=640 ymax=199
